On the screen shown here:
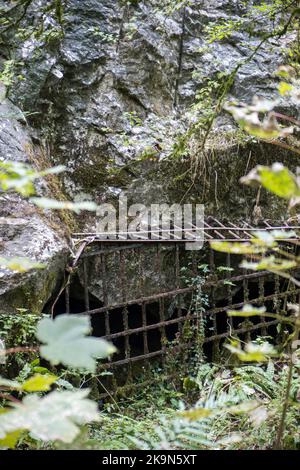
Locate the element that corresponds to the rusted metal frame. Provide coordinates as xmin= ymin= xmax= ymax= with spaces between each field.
xmin=204 ymin=220 xmax=225 ymax=240
xmin=120 ymin=250 xmax=131 ymax=368
xmin=138 ymin=248 xmax=149 ymax=356
xmin=157 ymin=245 xmax=167 ymax=357
xmin=243 ymin=271 xmax=252 ymax=342
xmin=65 ymin=284 xmax=70 ymax=314
xmin=228 ymin=221 xmax=253 ymax=239
xmin=209 ymin=216 xmax=241 ymax=241
xmin=81 ymin=243 xmax=143 ymax=258
xmin=208 ymin=243 xmax=218 ymax=357
xmin=204 ymin=319 xmax=280 ymax=343
xmin=72 ymin=220 xmax=300 ymax=244
xmin=74 ymin=236 xmax=300 ymax=244
xmin=258 ymin=275 xmax=267 ymax=336
xmin=206 ymin=288 xmax=299 ymax=317
xmin=274 ymin=274 xmax=280 ymax=314
xmin=101 ymin=245 xmax=110 ymax=336
xmin=99 ymin=319 xmax=281 ymax=370
xmin=77 ymin=271 xmax=272 ymax=316
xmin=83 ymin=258 xmax=90 ymax=311
xmin=98 ymin=286 xmax=299 ymax=342
xmin=175 ymin=244 xmax=183 ymax=333
xmin=226 ymin=253 xmax=234 ymax=329
xmin=102 ymin=312 xmax=201 ymax=340
xmin=72 ymin=224 xmax=300 ymax=238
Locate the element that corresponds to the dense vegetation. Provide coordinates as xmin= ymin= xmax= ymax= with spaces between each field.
xmin=1 ymin=0 xmax=300 ymax=452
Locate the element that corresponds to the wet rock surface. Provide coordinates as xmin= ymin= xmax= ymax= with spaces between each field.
xmin=0 ymin=99 xmax=68 ymax=313
xmin=0 ymin=0 xmax=297 ymax=310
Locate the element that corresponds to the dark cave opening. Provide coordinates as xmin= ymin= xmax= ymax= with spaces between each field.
xmin=44 ymin=270 xmax=295 ymax=371
xmin=44 ymin=273 xmax=185 ymax=364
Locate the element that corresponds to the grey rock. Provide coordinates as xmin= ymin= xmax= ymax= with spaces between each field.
xmin=0 ymin=100 xmax=68 ymax=313
xmin=0 ymin=0 xmax=297 ymax=309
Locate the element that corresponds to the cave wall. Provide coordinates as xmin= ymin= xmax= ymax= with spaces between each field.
xmin=0 ymin=0 xmax=297 ymax=312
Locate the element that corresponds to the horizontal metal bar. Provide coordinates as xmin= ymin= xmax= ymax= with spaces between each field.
xmin=73 ymin=238 xmax=300 ymax=244
xmin=72 ymin=225 xmax=300 ymax=237
xmin=204 ymin=319 xmax=280 ymax=343
xmin=101 ymin=350 xmax=164 ymax=369
xmin=205 ymin=289 xmax=300 ymax=316
xmin=80 ymin=243 xmax=144 ymax=258
xmin=78 ymin=271 xmax=272 ymax=315
xmin=99 ymin=289 xmax=298 ymax=341
xmin=102 ymin=313 xmax=200 ymax=340
xmin=99 ymin=319 xmax=281 ymax=369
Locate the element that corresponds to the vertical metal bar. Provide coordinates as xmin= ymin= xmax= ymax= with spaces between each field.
xmin=157 ymin=245 xmax=167 ymax=357
xmin=138 ymin=247 xmax=149 ymax=359
xmin=101 ymin=245 xmax=110 ymax=336
xmin=209 ymin=246 xmax=219 ymax=359
xmin=226 ymin=253 xmax=233 ymax=330
xmin=274 ymin=274 xmax=281 ymax=314
xmin=243 ymin=277 xmax=249 ymax=303
xmin=120 ymin=249 xmax=132 ymax=379
xmin=209 ymin=247 xmax=215 ymax=274
xmin=243 ymin=270 xmax=252 ymax=342
xmin=211 ymin=285 xmax=219 ymax=361
xmin=175 ymin=244 xmax=183 ymax=333
xmin=258 ymin=276 xmax=267 ymax=336
xmin=83 ymin=258 xmax=90 ymax=311
xmin=65 ymin=284 xmax=70 ymax=314
xmin=142 ymin=302 xmax=149 ymax=355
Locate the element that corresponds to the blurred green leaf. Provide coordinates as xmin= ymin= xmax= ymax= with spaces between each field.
xmin=211 ymin=241 xmax=265 ymax=255
xmin=226 ymin=341 xmax=277 ymax=362
xmin=0 ymin=257 xmax=44 ymax=273
xmin=0 ymin=390 xmax=99 ymax=443
xmin=30 ymin=197 xmax=98 ymax=214
xmin=0 ymin=161 xmax=65 ymax=197
xmin=228 ymin=304 xmax=267 ymax=317
xmin=0 ymin=429 xmax=23 ymax=449
xmin=241 ymin=256 xmax=297 ymax=271
xmin=21 ymin=374 xmax=58 ymax=392
xmin=178 ymin=408 xmax=212 ymax=420
xmin=36 ymin=315 xmax=116 ymax=372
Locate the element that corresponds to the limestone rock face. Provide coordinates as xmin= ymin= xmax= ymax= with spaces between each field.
xmin=0 ymin=0 xmax=296 ymax=310
xmin=4 ymin=0 xmax=294 ymax=209
xmin=0 ymin=100 xmax=68 ymax=313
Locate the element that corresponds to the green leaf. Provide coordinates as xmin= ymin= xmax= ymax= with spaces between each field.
xmin=36 ymin=315 xmax=116 ymax=372
xmin=258 ymin=164 xmax=300 ymax=199
xmin=0 ymin=257 xmax=44 ymax=273
xmin=211 ymin=241 xmax=265 ymax=255
xmin=0 ymin=390 xmax=100 ymax=443
xmin=21 ymin=374 xmax=58 ymax=392
xmin=0 ymin=429 xmax=23 ymax=449
xmin=241 ymin=257 xmax=297 ymax=271
xmin=269 ymin=230 xmax=296 ymax=240
xmin=30 ymin=198 xmax=98 ymax=214
xmin=278 ymin=81 xmax=293 ymax=96
xmin=251 ymin=231 xmax=277 ymax=247
xmin=228 ymin=304 xmax=267 ymax=317
xmin=0 ymin=161 xmax=65 ymax=197
xmin=178 ymin=408 xmax=212 ymax=420
xmin=224 ymin=99 xmax=293 ymax=140
xmin=226 ymin=341 xmax=277 ymax=362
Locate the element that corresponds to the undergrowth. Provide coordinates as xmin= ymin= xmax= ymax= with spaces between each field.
xmin=90 ymin=359 xmax=300 ymax=450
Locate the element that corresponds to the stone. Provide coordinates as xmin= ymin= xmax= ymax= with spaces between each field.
xmin=0 ymin=99 xmax=68 ymax=313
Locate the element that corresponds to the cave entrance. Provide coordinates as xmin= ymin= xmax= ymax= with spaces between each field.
xmin=46 ymin=217 xmax=300 ymax=397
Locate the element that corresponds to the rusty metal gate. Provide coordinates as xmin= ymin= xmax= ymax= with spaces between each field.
xmin=57 ymin=217 xmax=300 ymax=396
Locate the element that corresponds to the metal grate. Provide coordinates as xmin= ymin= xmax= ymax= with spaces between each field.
xmin=57 ymin=217 xmax=300 ymax=396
